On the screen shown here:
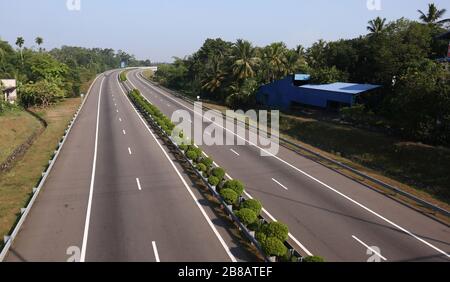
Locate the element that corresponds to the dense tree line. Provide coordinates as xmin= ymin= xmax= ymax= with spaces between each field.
xmin=153 ymin=3 xmax=450 ymax=146
xmin=0 ymin=37 xmax=151 ymax=109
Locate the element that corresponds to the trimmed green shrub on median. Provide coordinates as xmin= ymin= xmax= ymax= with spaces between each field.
xmin=302 ymin=256 xmax=325 ymax=262
xmin=211 ymin=167 xmax=226 ymax=180
xmin=261 ymin=237 xmax=288 ymax=258
xmin=219 ymin=188 xmax=238 ymax=205
xmin=223 ymin=179 xmax=244 ymax=197
xmin=235 ymin=208 xmax=257 ymax=226
xmin=208 ymin=176 xmax=220 ymax=187
xmin=262 ymin=222 xmax=289 ymax=242
xmin=120 ymin=71 xmax=127 ymax=82
xmin=201 ymin=157 xmax=214 ymax=168
xmin=186 ymin=150 xmax=198 ymax=161
xmin=196 ymin=163 xmax=207 ymax=174
xmin=241 ymin=199 xmax=262 ymax=216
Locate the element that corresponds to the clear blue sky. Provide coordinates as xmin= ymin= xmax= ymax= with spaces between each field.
xmin=1 ymin=0 xmax=449 ymax=62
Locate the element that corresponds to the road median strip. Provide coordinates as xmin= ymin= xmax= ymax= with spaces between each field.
xmin=124 ymin=84 xmax=324 ymax=263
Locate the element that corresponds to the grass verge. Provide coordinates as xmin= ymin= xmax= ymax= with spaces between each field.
xmin=0 ymin=97 xmax=82 ymax=242
xmin=0 ymin=110 xmax=42 ymax=165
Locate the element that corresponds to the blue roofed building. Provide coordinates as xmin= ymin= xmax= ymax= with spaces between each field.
xmin=256 ymin=75 xmax=381 ymax=110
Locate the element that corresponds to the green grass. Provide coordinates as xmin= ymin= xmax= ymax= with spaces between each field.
xmin=0 ymin=109 xmax=42 ymax=165
xmin=0 ymin=98 xmax=81 ymax=241
xmin=142 ymin=69 xmax=154 ymax=80
xmin=280 ymin=114 xmax=450 ymax=204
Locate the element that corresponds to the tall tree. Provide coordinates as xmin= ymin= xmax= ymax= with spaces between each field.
xmin=15 ymin=37 xmax=25 ymax=65
xmin=35 ymin=37 xmax=44 ymax=52
xmin=201 ymin=55 xmax=226 ymax=94
xmin=367 ymin=17 xmax=387 ymax=34
xmin=418 ymin=3 xmax=450 ymax=26
xmin=232 ymin=39 xmax=260 ymax=81
xmin=262 ymin=42 xmax=288 ymax=82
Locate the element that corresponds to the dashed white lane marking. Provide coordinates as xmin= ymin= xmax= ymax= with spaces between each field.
xmin=119 ymin=117 xmax=122 ymax=122
xmin=152 ymin=241 xmax=160 ymax=262
xmin=122 ymin=129 xmax=126 ymax=135
xmin=272 ymin=178 xmax=289 ymax=190
xmin=116 ymin=109 xmax=119 ymax=113
xmin=352 ymin=235 xmax=387 ymax=261
xmin=230 ymin=149 xmax=240 ymax=156
xmin=136 ymin=178 xmax=142 ymax=191
xmin=128 ymin=147 xmax=132 ymax=155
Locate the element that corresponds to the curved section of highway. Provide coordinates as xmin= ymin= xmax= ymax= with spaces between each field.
xmin=5 ymin=70 xmax=237 ymax=262
xmin=128 ymin=68 xmax=450 ymax=262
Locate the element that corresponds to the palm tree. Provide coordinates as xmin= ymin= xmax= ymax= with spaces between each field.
xmin=232 ymin=39 xmax=260 ymax=80
xmin=202 ymin=56 xmax=226 ymax=94
xmin=263 ymin=42 xmax=287 ymax=82
xmin=15 ymin=37 xmax=25 ymax=65
xmin=35 ymin=37 xmax=43 ymax=52
xmin=418 ymin=3 xmax=450 ymax=26
xmin=367 ymin=17 xmax=386 ymax=34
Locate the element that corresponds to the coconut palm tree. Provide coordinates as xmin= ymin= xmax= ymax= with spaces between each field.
xmin=15 ymin=37 xmax=25 ymax=65
xmin=35 ymin=37 xmax=44 ymax=52
xmin=232 ymin=39 xmax=260 ymax=81
xmin=367 ymin=17 xmax=387 ymax=34
xmin=418 ymin=3 xmax=450 ymax=26
xmin=202 ymin=56 xmax=226 ymax=94
xmin=262 ymin=42 xmax=288 ymax=82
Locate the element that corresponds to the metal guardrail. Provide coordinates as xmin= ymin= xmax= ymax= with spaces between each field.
xmin=124 ymin=79 xmax=302 ymax=262
xmin=0 ymin=74 xmax=103 ymax=261
xmin=137 ymin=73 xmax=450 ymax=219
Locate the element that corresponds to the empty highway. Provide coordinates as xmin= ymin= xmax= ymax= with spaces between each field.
xmin=4 ymin=70 xmax=242 ymax=262
xmin=127 ymin=68 xmax=450 ymax=262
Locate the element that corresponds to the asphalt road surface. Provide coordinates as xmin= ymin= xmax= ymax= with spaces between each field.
xmin=126 ymin=68 xmax=450 ymax=262
xmin=5 ymin=70 xmax=241 ymax=262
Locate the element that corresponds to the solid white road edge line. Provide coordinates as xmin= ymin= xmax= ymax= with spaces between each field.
xmin=352 ymin=235 xmax=387 ymax=261
xmin=80 ymin=77 xmax=105 ymax=262
xmin=117 ymin=77 xmax=237 ymax=262
xmin=272 ymin=178 xmax=288 ymax=191
xmin=152 ymin=241 xmax=160 ymax=262
xmin=134 ymin=70 xmax=450 ymax=259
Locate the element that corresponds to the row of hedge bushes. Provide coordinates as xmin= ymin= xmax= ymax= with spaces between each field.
xmin=119 ymin=71 xmax=128 ymax=82
xmin=126 ymin=87 xmax=324 ymax=262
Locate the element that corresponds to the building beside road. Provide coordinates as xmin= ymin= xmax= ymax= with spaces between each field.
xmin=256 ymin=74 xmax=381 ymax=110
xmin=1 ymin=79 xmax=17 ymax=104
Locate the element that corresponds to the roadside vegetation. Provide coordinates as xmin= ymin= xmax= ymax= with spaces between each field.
xmin=153 ymin=3 xmax=449 ymax=146
xmin=0 ymin=109 xmax=42 ymax=165
xmin=151 ymin=3 xmax=450 ymax=205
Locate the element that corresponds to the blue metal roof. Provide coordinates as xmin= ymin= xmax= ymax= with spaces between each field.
xmin=300 ymin=82 xmax=381 ymax=95
xmin=294 ymin=74 xmax=311 ymax=81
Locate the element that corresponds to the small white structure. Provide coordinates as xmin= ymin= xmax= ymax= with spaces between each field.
xmin=1 ymin=79 xmax=17 ymax=104
xmin=142 ymin=66 xmax=158 ymax=72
